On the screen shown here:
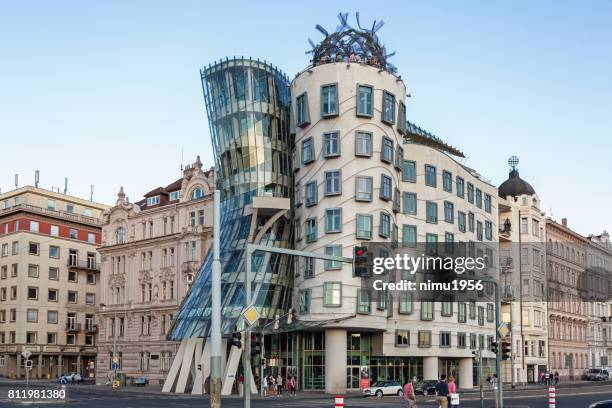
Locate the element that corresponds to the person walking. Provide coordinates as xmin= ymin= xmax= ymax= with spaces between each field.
xmin=490 ymin=374 xmax=499 ymax=408
xmin=403 ymin=377 xmax=417 ymax=407
xmin=448 ymin=376 xmax=459 ymax=406
xmin=262 ymin=375 xmax=268 ymax=397
xmin=289 ymin=375 xmax=297 ymax=396
xmin=435 ymin=374 xmax=449 ymax=408
xmin=276 ymin=374 xmax=283 ymax=397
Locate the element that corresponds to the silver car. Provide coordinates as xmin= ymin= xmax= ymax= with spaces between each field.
xmin=362 ymin=380 xmax=403 ymax=398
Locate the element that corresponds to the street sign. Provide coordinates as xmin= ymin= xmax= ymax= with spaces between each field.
xmin=497 ymin=322 xmax=510 ymax=338
xmin=24 ymin=360 xmax=33 ymax=370
xmin=21 ymin=349 xmax=32 ymax=359
xmin=242 ymin=305 xmax=260 ymax=326
xmin=111 ymin=362 xmax=119 ymax=370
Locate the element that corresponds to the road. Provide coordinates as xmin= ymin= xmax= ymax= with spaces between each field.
xmin=0 ymin=380 xmax=611 ymax=407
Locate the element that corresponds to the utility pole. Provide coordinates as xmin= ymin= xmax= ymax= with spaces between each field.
xmin=210 ymin=190 xmax=222 ymax=408
xmin=243 ymin=245 xmax=253 ymax=408
xmin=495 ymin=282 xmax=504 ymax=408
xmin=479 ymin=349 xmax=484 ymax=408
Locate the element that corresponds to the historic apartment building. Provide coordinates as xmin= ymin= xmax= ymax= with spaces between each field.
xmin=96 ymin=158 xmax=214 ymax=385
xmin=0 ymin=186 xmax=108 ymax=379
xmin=546 ymin=217 xmax=589 ymax=380
xmin=586 ymin=231 xmax=612 ymax=368
xmin=498 ymin=166 xmax=548 ymax=384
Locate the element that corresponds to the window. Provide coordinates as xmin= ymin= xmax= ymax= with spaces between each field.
xmin=323 ymin=131 xmax=340 ymax=157
xmin=49 ymin=246 xmax=59 ymax=258
xmin=485 ymin=221 xmax=493 ymax=240
xmin=356 ymin=288 xmax=371 ymax=314
xmin=381 ymin=137 xmax=393 ymax=163
xmin=355 ymin=131 xmax=372 ymax=156
xmin=403 ymin=192 xmax=417 ymax=215
xmin=396 ymin=330 xmax=410 ymax=346
xmin=356 ymin=84 xmax=373 ymax=117
xmin=68 ymin=291 xmax=77 ymax=303
xmin=458 ymin=211 xmax=466 ymax=232
xmin=304 ymin=257 xmax=315 ymax=278
xmin=48 ymin=289 xmax=58 ymax=302
xmin=456 ymin=177 xmax=465 ymax=198
xmin=324 ymin=245 xmax=342 ymax=270
xmin=380 ymin=174 xmax=392 ymax=200
xmin=302 ymin=138 xmax=314 ymax=164
xmin=356 ymin=214 xmax=373 ymax=240
xmin=305 ymin=180 xmax=318 ymax=206
xmin=444 ymin=201 xmax=454 ymax=223
xmin=420 ymin=300 xmax=434 ymax=320
xmin=355 ymin=176 xmax=373 ymax=201
xmin=418 ymin=331 xmax=431 ymax=347
xmin=50 ymin=225 xmax=59 ymax=236
xmin=30 ymin=221 xmax=39 ymax=232
xmin=198 ymin=210 xmax=205 ymax=225
xmin=146 ymin=196 xmax=160 ymax=206
xmin=443 ymin=171 xmax=453 ymax=192
xmin=487 ymin=303 xmax=494 ymax=322
xmin=478 ymin=306 xmax=485 ymax=326
xmin=477 ymin=221 xmax=483 ymax=241
xmin=399 ymin=292 xmax=413 ymax=314
xmin=321 ymin=84 xmax=338 ymax=117
xmin=426 ymin=201 xmax=438 ymax=224
xmin=87 ymin=233 xmax=95 ymax=243
xmin=27 ymin=308 xmax=38 ymax=322
xmin=382 ymin=91 xmax=395 ymax=124
xmin=467 ymin=183 xmax=474 ymax=203
xmin=169 ymin=190 xmax=181 ymax=201
xmin=325 ymin=208 xmax=342 ymax=233
xmin=426 ymin=233 xmax=438 ymax=255
xmin=191 ymin=188 xmax=204 ymax=200
xmin=1 ymin=243 xmax=7 ymax=257
xmin=425 ymin=165 xmax=436 ymax=187
xmin=484 ymin=194 xmax=492 ymax=213
xmin=305 ymin=218 xmax=317 ymax=243
xmin=395 ymin=145 xmax=403 ymax=170
xmin=69 ymin=229 xmax=77 ymax=239
xmin=379 ymin=212 xmax=391 ymax=238
xmin=324 ymin=171 xmax=341 ymax=195
xmin=532 ymin=219 xmax=540 ymax=237
xmin=28 ymin=287 xmax=38 ymax=300
xmin=296 ymin=92 xmax=310 ymax=127
xmin=458 ymin=332 xmax=467 ymax=348
xmin=86 ymin=293 xmax=95 ymax=305
xmin=468 ymin=212 xmax=475 ymax=232
xmin=458 ymin=303 xmax=467 ymax=323
xmin=397 ymin=101 xmax=407 ymax=133
xmin=48 ymin=267 xmax=58 ymax=280
xmin=298 ymin=289 xmax=311 ymax=313
xmin=402 ymin=225 xmax=417 ymax=247
xmin=26 ymin=332 xmax=37 ymax=344
xmin=66 ymin=204 xmax=74 ymax=213
xmin=47 ymin=332 xmax=57 ymax=345
xmin=323 ymin=282 xmax=342 ymax=307
xmin=475 ymin=189 xmax=482 ymax=208
xmin=403 ymin=160 xmax=416 ymax=182
xmin=28 ymin=264 xmax=39 ymax=278
xmin=68 ymin=270 xmax=77 ymax=282
xmin=29 ymin=242 xmax=39 ymax=255
xmin=440 ymin=332 xmax=451 ymax=348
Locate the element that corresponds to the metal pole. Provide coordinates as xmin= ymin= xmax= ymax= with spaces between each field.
xmin=495 ymin=282 xmax=504 ymax=408
xmin=210 ymin=190 xmax=222 ymax=408
xmin=479 ymin=350 xmax=484 ymax=408
xmin=243 ymin=246 xmax=252 ymax=408
xmin=113 ymin=314 xmax=117 ymax=386
xmin=510 ymin=302 xmax=516 ymax=388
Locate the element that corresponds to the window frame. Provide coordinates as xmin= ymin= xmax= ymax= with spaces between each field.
xmin=356 ymin=84 xmax=373 ymax=117
xmin=382 ymin=90 xmax=396 ymax=125
xmin=320 ymin=83 xmax=339 ymax=118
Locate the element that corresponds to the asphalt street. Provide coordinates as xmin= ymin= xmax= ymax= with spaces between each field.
xmin=0 ymin=380 xmax=611 ymax=408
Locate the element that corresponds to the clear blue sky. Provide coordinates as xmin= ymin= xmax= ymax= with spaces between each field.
xmin=1 ymin=1 xmax=610 ymax=236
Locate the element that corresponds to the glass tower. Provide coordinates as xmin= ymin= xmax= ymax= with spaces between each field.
xmin=168 ymin=57 xmax=293 ymax=340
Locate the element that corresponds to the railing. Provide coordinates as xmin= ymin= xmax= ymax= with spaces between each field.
xmin=67 ymin=259 xmax=100 ymax=271
xmin=0 ymin=203 xmax=100 ymax=225
xmin=66 ymin=323 xmax=81 ymax=332
xmin=84 ymin=323 xmax=98 ymax=333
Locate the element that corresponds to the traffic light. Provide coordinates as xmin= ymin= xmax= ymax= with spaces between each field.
xmin=353 ymin=246 xmax=371 ymax=277
xmin=251 ymin=333 xmax=262 ymax=355
xmin=231 ymin=332 xmax=242 ymax=349
xmin=501 ymin=341 xmax=511 ymax=360
xmin=490 ymin=342 xmax=499 ymax=354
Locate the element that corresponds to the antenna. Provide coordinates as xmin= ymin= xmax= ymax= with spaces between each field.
xmin=90 ymin=185 xmax=94 ymax=202
xmin=508 ymin=155 xmax=519 ymax=171
xmin=14 ymin=174 xmax=18 ymax=189
xmin=64 ymin=177 xmax=68 ymax=195
xmin=35 ymin=170 xmax=40 ymax=188
xmin=180 ymin=147 xmax=184 ymax=172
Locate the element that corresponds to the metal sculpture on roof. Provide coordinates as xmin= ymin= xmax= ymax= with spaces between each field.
xmin=306 ymin=12 xmax=398 ymax=73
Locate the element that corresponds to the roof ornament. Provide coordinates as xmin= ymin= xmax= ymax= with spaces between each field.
xmin=508 ymin=155 xmax=519 ymax=171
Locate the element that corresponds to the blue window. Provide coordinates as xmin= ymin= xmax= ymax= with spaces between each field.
xmin=468 ymin=212 xmax=475 ymax=232
xmin=324 ymin=245 xmax=342 ymax=270
xmin=302 ymin=138 xmax=314 ymax=164
xmin=305 ymin=218 xmax=317 ymax=243
xmin=324 ymin=170 xmax=341 ymax=196
xmin=356 ymin=84 xmax=373 ymax=117
xmin=325 ymin=208 xmax=342 ymax=233
xmin=458 ymin=211 xmax=466 ymax=232
xmin=305 ymin=181 xmax=317 ymax=206
xmin=425 ymin=165 xmax=437 ymax=187
xmin=355 ymin=131 xmax=372 ymax=156
xmin=403 ymin=192 xmax=417 ymax=215
xmin=382 ymin=91 xmax=395 ymax=124
xmin=467 ymin=183 xmax=474 ymax=203
xmin=380 ymin=175 xmax=392 ymax=201
xmin=296 ymin=92 xmax=310 ymax=127
xmin=484 ymin=194 xmax=492 ymax=213
xmin=403 ymin=160 xmax=416 ymax=182
xmin=321 ymin=84 xmax=338 ymax=117
xmin=355 ymin=176 xmax=373 ymax=201
xmin=379 ymin=212 xmax=391 ymax=238
xmin=475 ymin=189 xmax=482 ymax=208
xmin=426 ymin=234 xmax=438 ymax=255
xmin=477 ymin=221 xmax=483 ymax=241
xmin=485 ymin=221 xmax=493 ymax=240
xmin=381 ymin=137 xmax=393 ymax=163
xmin=456 ymin=177 xmax=465 ymax=198
xmin=323 ymin=131 xmax=340 ymax=157
xmin=397 ymin=102 xmax=407 ymax=134
xmin=426 ymin=201 xmax=438 ymax=224
xmin=356 ymin=214 xmax=373 ymax=240
xmin=443 ymin=171 xmax=453 ymax=193
xmin=445 ymin=232 xmax=454 ymax=254
xmin=444 ymin=201 xmax=454 ymax=223
xmin=402 ymin=225 xmax=417 ymax=247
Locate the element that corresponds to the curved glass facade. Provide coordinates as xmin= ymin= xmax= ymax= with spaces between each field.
xmin=168 ymin=58 xmax=293 ymax=340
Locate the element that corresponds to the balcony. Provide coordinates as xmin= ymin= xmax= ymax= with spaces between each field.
xmin=84 ymin=323 xmax=98 ymax=333
xmin=66 ymin=323 xmax=81 ymax=332
xmin=0 ymin=203 xmax=100 ymax=226
xmin=182 ymin=261 xmax=199 ymax=274
xmin=67 ymin=259 xmax=100 ymax=272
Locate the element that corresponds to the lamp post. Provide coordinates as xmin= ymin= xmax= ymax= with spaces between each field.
xmin=210 ymin=190 xmax=222 ymax=408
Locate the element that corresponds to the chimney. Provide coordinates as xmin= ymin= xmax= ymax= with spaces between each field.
xmin=561 ymin=218 xmax=567 ymax=227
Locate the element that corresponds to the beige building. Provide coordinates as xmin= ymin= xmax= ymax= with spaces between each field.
xmin=546 ymin=217 xmax=589 ymax=380
xmin=96 ymin=157 xmax=214 ymax=385
xmin=0 ymin=186 xmax=108 ymax=379
xmin=498 ymin=167 xmax=548 ymax=384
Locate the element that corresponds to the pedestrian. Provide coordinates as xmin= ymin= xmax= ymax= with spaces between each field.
xmin=540 ymin=371 xmax=545 ymax=384
xmin=276 ymin=373 xmax=283 ymax=396
xmin=549 ymin=372 xmax=554 ymax=386
xmin=403 ymin=377 xmax=417 ymax=408
xmin=289 ymin=375 xmax=297 ymax=396
xmin=490 ymin=374 xmax=499 ymax=408
xmin=554 ymin=371 xmax=559 ymax=385
xmin=262 ymin=375 xmax=268 ymax=397
xmin=268 ymin=375 xmax=275 ymax=396
xmin=448 ymin=376 xmax=459 ymax=406
xmin=435 ymin=374 xmax=449 ymax=408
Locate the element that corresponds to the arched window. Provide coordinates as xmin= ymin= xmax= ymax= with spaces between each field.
xmin=191 ymin=187 xmax=204 ymax=200
xmin=116 ymin=227 xmax=126 ymax=244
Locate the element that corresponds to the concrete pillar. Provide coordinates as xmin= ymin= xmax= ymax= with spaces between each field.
xmin=37 ymin=355 xmax=43 ymax=379
xmin=423 ymin=356 xmax=438 ymax=380
xmin=458 ymin=357 xmax=474 ymax=389
xmin=58 ymin=355 xmax=63 ymax=376
xmin=324 ymin=329 xmax=347 ymax=394
xmin=77 ymin=355 xmax=82 ymax=374
xmin=16 ymin=354 xmax=22 ymax=378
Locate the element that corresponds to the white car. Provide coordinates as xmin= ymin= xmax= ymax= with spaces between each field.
xmin=59 ymin=372 xmax=82 ymax=384
xmin=362 ymin=380 xmax=403 ymax=398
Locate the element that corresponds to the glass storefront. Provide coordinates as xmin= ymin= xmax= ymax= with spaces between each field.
xmin=302 ymin=332 xmax=325 ymax=390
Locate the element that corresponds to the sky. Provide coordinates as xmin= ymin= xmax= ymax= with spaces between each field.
xmin=0 ymin=1 xmax=610 ymax=236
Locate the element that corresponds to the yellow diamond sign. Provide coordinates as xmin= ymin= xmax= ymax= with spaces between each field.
xmin=498 ymin=323 xmax=510 ymax=338
xmin=243 ymin=305 xmax=260 ymax=326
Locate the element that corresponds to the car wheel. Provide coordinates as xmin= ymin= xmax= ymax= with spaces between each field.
xmin=375 ymin=390 xmax=383 ymax=399
xmin=397 ymin=390 xmax=404 ymax=397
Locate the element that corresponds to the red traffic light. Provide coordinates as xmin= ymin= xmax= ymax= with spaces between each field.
xmin=356 ymin=249 xmax=364 ymax=256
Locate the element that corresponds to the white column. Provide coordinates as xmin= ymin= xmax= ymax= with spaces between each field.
xmin=459 ymin=357 xmax=474 ymax=389
xmin=423 ymin=356 xmax=439 ymax=381
xmin=325 ymin=329 xmax=347 ymax=394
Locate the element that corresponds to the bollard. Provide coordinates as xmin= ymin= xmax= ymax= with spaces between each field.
xmin=61 ymin=384 xmax=67 ymax=400
xmin=548 ymin=385 xmax=556 ymax=408
xmin=335 ymin=395 xmax=344 ymax=408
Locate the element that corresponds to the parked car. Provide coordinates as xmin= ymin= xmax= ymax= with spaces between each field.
xmin=362 ymin=380 xmax=403 ymax=398
xmin=414 ymin=380 xmax=438 ymax=395
xmin=585 ymin=369 xmax=609 ymax=381
xmin=59 ymin=372 xmax=82 ymax=384
xmin=589 ymin=400 xmax=612 ymax=408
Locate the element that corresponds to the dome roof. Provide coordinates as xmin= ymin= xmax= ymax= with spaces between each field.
xmin=498 ymin=169 xmax=536 ymax=198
